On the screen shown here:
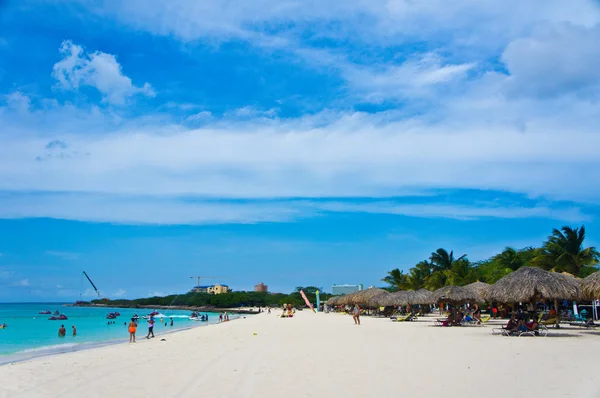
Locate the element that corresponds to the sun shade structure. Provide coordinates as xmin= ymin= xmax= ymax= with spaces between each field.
xmin=582 ymin=271 xmax=600 ymax=299
xmin=380 ymin=290 xmax=409 ymax=307
xmin=432 ymin=285 xmax=484 ymax=303
xmin=465 ymin=281 xmax=490 ymax=300
xmin=349 ymin=288 xmax=390 ymax=307
xmin=326 ymin=296 xmax=342 ymax=305
xmin=486 ymin=266 xmax=581 ymax=303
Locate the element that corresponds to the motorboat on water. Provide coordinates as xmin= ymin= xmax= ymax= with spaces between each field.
xmin=106 ymin=313 xmax=117 ymax=319
xmin=39 ymin=310 xmax=52 ymax=315
xmin=49 ymin=314 xmax=68 ymax=320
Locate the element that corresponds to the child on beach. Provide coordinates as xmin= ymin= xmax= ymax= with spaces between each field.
xmin=129 ymin=318 xmax=137 ymax=343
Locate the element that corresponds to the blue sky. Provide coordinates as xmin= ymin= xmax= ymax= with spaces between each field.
xmin=1 ymin=0 xmax=600 ymax=301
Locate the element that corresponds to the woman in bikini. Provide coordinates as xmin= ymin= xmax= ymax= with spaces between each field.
xmin=128 ymin=318 xmax=137 ymax=343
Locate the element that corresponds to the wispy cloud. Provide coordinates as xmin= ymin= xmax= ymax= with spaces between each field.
xmin=45 ymin=251 xmax=81 ymax=261
xmin=113 ymin=288 xmax=127 ymax=298
xmin=0 ymin=193 xmax=588 ymax=225
xmin=11 ymin=279 xmax=29 ymax=287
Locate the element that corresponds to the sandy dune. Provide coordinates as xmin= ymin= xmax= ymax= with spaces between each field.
xmin=0 ymin=310 xmax=599 ymax=398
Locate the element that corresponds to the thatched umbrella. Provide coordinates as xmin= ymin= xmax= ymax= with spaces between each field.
xmin=582 ymin=271 xmax=600 ymax=300
xmin=326 ymin=296 xmax=341 ymax=306
xmin=408 ymin=289 xmax=435 ymax=305
xmin=380 ymin=290 xmax=409 ymax=307
xmin=350 ymin=288 xmax=390 ymax=307
xmin=487 ymin=267 xmax=581 ymax=324
xmin=432 ymin=285 xmax=484 ymax=304
xmin=465 ymin=281 xmax=490 ymax=300
xmin=487 ymin=267 xmax=581 ymax=303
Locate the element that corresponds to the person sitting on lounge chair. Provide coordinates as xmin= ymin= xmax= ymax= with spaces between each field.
xmin=516 ymin=319 xmax=539 ymax=333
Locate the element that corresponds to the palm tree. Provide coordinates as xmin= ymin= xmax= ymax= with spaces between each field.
xmin=430 ymin=248 xmax=467 ymax=271
xmin=381 ymin=268 xmax=410 ymax=291
xmin=534 ymin=226 xmax=600 ymax=276
xmin=406 ymin=261 xmax=432 ymax=290
xmin=444 ymin=259 xmax=479 ymax=286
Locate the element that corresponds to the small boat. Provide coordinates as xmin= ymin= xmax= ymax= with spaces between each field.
xmin=39 ymin=311 xmax=52 ymax=315
xmin=49 ymin=314 xmax=68 ymax=320
xmin=148 ymin=311 xmax=159 ymax=316
xmin=106 ymin=313 xmax=117 ymax=319
xmin=114 ymin=312 xmax=120 ymax=316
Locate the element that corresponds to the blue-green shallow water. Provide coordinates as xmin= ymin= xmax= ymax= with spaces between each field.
xmin=0 ymin=303 xmax=224 ymax=360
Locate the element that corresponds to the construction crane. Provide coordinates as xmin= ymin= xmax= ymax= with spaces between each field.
xmin=190 ymin=276 xmax=220 ymax=292
xmin=83 ymin=271 xmax=103 ymax=299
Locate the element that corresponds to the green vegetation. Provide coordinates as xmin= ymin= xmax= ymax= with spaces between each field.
xmin=88 ymin=286 xmax=331 ymax=309
xmin=382 ymin=226 xmax=600 ymax=291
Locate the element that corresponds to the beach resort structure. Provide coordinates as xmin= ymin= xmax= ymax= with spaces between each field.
xmin=332 ymin=284 xmax=362 ymax=295
xmin=254 ymin=282 xmax=268 ymax=292
xmin=191 ymin=284 xmax=230 ymax=294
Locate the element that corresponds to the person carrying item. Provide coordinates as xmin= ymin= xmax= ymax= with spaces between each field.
xmin=146 ymin=316 xmax=155 ymax=339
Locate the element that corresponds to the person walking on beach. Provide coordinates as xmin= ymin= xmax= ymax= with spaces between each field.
xmin=146 ymin=316 xmax=155 ymax=339
xmin=128 ymin=318 xmax=137 ymax=343
xmin=352 ymin=305 xmax=361 ymax=326
xmin=72 ymin=325 xmax=77 ymax=336
xmin=58 ymin=325 xmax=66 ymax=337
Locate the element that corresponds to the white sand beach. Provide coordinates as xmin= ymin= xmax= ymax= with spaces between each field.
xmin=0 ymin=311 xmax=599 ymax=398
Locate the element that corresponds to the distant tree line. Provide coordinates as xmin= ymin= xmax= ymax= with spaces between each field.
xmin=382 ymin=226 xmax=600 ymax=291
xmin=88 ymin=286 xmax=331 ymax=308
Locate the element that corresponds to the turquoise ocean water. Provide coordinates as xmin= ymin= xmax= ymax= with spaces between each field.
xmin=0 ymin=303 xmax=224 ymax=362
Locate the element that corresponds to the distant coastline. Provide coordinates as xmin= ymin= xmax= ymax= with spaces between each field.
xmin=71 ymin=302 xmax=260 ymax=314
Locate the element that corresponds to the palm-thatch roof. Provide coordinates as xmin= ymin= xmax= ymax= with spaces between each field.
xmin=408 ymin=289 xmax=435 ymax=305
xmin=350 ymin=288 xmax=390 ymax=307
xmin=582 ymin=271 xmax=600 ymax=299
xmin=465 ymin=281 xmax=490 ymax=300
xmin=486 ymin=266 xmax=581 ymax=303
xmin=380 ymin=290 xmax=409 ymax=306
xmin=326 ymin=296 xmax=341 ymax=305
xmin=432 ymin=285 xmax=484 ymax=303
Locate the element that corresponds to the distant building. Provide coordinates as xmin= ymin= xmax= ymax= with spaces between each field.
xmin=254 ymin=282 xmax=269 ymax=292
xmin=192 ymin=284 xmax=230 ymax=294
xmin=332 ymin=284 xmax=363 ymax=295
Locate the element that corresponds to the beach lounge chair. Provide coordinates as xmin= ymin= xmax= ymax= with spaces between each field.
xmin=391 ymin=314 xmax=413 ymax=322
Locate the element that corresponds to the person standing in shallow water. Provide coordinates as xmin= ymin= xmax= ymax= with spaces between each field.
xmin=170 ymin=318 xmax=173 ymax=327
xmin=352 ymin=305 xmax=361 ymax=326
xmin=72 ymin=325 xmax=77 ymax=336
xmin=58 ymin=325 xmax=66 ymax=337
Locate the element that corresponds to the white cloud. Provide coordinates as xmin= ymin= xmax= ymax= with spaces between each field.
xmin=52 ymin=40 xmax=155 ymax=105
xmin=0 ymin=193 xmax=587 ymax=224
xmin=187 ymin=111 xmax=213 ymax=122
xmin=502 ymin=23 xmax=600 ymax=98
xmin=4 ymin=92 xmax=31 ymax=112
xmin=343 ymin=53 xmax=475 ymax=101
xmin=113 ymin=288 xmax=127 ymax=298
xmin=12 ymin=279 xmax=30 ymax=287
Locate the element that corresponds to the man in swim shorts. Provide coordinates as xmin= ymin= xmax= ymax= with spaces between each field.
xmin=146 ymin=317 xmax=155 ymax=339
xmin=58 ymin=325 xmax=66 ymax=337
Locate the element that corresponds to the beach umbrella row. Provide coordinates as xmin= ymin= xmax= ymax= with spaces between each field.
xmin=327 ymin=267 xmax=600 ymax=308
